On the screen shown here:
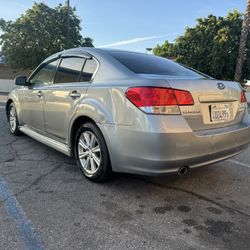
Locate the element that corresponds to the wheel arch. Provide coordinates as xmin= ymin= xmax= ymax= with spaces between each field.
xmin=69 ymin=115 xmax=97 ymax=155
xmin=69 ymin=115 xmax=113 ymax=171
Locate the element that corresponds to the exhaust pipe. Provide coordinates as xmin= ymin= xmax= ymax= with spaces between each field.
xmin=178 ymin=166 xmax=189 ymax=176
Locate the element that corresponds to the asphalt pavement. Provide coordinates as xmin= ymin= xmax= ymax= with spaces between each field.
xmin=0 ymin=103 xmax=250 ymax=250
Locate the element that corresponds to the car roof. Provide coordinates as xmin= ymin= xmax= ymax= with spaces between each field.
xmin=44 ymin=47 xmax=148 ymax=61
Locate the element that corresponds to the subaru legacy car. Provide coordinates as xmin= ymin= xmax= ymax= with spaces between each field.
xmin=6 ymin=48 xmax=250 ymax=182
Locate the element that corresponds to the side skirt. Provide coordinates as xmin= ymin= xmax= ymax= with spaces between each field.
xmin=19 ymin=125 xmax=71 ymax=156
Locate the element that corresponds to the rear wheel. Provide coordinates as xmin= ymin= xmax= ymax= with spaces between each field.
xmin=74 ymin=122 xmax=112 ymax=182
xmin=8 ymin=103 xmax=21 ymax=135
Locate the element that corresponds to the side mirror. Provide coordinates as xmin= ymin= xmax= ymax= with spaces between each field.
xmin=14 ymin=75 xmax=27 ymax=86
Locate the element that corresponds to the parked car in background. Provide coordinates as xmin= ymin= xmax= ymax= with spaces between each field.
xmin=6 ymin=48 xmax=250 ymax=182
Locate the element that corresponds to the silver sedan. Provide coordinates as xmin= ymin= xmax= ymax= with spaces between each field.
xmin=6 ymin=48 xmax=250 ymax=182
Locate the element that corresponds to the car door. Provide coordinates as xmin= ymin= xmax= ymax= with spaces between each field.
xmin=44 ymin=56 xmax=98 ymax=143
xmin=17 ymin=59 xmax=58 ymax=133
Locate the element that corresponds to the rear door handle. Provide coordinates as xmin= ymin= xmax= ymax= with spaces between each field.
xmin=37 ymin=91 xmax=44 ymax=98
xmin=69 ymin=91 xmax=81 ymax=98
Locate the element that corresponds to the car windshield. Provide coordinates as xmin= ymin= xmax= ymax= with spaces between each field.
xmin=108 ymin=51 xmax=208 ymax=78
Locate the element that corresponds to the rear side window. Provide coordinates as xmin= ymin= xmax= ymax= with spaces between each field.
xmin=80 ymin=59 xmax=98 ymax=82
xmin=108 ymin=51 xmax=206 ymax=78
xmin=54 ymin=57 xmax=85 ymax=83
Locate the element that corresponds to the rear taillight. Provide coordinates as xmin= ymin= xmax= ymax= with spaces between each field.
xmin=125 ymin=87 xmax=194 ymax=114
xmin=240 ymin=91 xmax=247 ymax=103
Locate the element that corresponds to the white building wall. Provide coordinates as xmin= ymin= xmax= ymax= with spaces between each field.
xmin=0 ymin=79 xmax=15 ymax=93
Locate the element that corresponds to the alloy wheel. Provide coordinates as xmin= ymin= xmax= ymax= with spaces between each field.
xmin=77 ymin=131 xmax=101 ymax=175
xmin=9 ymin=106 xmax=17 ymax=132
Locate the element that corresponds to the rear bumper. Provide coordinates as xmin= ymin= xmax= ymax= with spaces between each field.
xmin=99 ymin=111 xmax=250 ymax=176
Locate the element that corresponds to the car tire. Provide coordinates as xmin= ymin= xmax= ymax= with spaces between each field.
xmin=74 ymin=122 xmax=112 ymax=182
xmin=8 ymin=103 xmax=21 ymax=136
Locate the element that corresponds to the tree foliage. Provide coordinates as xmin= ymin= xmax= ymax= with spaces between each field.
xmin=153 ymin=11 xmax=250 ymax=81
xmin=0 ymin=2 xmax=94 ymax=69
xmin=153 ymin=41 xmax=176 ymax=59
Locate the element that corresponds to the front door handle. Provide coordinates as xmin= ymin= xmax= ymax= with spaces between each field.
xmin=37 ymin=91 xmax=44 ymax=98
xmin=69 ymin=91 xmax=81 ymax=98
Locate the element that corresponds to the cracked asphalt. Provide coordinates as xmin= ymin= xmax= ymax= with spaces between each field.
xmin=0 ymin=106 xmax=250 ymax=250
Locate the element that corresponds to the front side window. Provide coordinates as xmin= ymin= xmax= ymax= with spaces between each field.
xmin=54 ymin=57 xmax=85 ymax=84
xmin=80 ymin=59 xmax=98 ymax=82
xmin=30 ymin=60 xmax=58 ymax=85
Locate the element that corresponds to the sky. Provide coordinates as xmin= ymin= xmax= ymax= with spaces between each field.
xmin=0 ymin=0 xmax=247 ymax=52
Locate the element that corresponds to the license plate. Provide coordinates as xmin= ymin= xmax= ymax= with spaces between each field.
xmin=211 ymin=104 xmax=231 ymax=122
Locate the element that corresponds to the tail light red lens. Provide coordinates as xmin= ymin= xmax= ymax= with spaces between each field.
xmin=173 ymin=89 xmax=194 ymax=105
xmin=240 ymin=91 xmax=247 ymax=103
xmin=125 ymin=87 xmax=194 ymax=114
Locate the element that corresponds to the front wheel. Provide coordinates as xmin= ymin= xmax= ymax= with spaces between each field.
xmin=74 ymin=122 xmax=112 ymax=182
xmin=8 ymin=103 xmax=21 ymax=135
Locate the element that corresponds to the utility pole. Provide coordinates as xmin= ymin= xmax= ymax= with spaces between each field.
xmin=234 ymin=0 xmax=250 ymax=83
xmin=66 ymin=0 xmax=70 ymax=49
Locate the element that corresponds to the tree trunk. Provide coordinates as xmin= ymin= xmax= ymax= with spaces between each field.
xmin=234 ymin=0 xmax=250 ymax=83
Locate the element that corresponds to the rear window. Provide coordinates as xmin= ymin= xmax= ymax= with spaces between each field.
xmin=108 ymin=51 xmax=206 ymax=78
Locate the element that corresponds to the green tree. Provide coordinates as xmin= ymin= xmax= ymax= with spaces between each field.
xmin=154 ymin=11 xmax=250 ymax=81
xmin=0 ymin=2 xmax=94 ymax=69
xmin=82 ymin=37 xmax=94 ymax=47
xmin=153 ymin=41 xmax=176 ymax=58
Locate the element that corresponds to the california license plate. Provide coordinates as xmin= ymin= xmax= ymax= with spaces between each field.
xmin=211 ymin=104 xmax=231 ymax=122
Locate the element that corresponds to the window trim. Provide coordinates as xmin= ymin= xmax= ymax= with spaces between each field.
xmin=52 ymin=55 xmax=99 ymax=85
xmin=61 ymin=53 xmax=92 ymax=60
xmin=79 ymin=59 xmax=87 ymax=82
xmin=80 ymin=57 xmax=99 ymax=83
xmin=53 ymin=56 xmax=87 ymax=84
xmin=27 ymin=51 xmax=100 ymax=86
xmin=90 ymin=57 xmax=100 ymax=82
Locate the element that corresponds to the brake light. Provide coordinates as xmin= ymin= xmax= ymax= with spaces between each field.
xmin=174 ymin=89 xmax=194 ymax=105
xmin=125 ymin=87 xmax=194 ymax=114
xmin=240 ymin=91 xmax=247 ymax=103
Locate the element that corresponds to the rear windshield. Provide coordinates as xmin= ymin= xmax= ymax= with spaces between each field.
xmin=108 ymin=51 xmax=207 ymax=78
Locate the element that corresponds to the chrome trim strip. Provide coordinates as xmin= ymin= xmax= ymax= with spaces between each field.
xmin=19 ymin=125 xmax=71 ymax=156
xmin=90 ymin=56 xmax=100 ymax=82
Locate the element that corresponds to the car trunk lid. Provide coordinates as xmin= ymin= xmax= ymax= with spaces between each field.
xmin=140 ymin=75 xmax=246 ymax=131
